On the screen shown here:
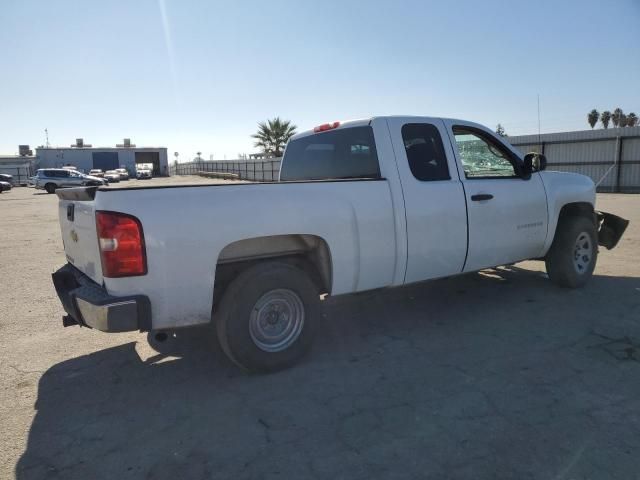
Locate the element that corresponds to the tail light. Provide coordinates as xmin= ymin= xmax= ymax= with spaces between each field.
xmin=96 ymin=211 xmax=147 ymax=277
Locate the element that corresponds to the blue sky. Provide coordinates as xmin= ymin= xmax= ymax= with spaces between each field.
xmin=1 ymin=0 xmax=638 ymax=160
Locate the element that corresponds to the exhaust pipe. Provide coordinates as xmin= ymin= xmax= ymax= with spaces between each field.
xmin=62 ymin=315 xmax=78 ymax=327
xmin=154 ymin=331 xmax=169 ymax=342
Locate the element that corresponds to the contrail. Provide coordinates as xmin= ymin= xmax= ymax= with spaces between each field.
xmin=158 ymin=0 xmax=181 ymax=104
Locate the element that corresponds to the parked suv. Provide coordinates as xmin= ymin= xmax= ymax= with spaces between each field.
xmin=34 ymin=168 xmax=107 ymax=194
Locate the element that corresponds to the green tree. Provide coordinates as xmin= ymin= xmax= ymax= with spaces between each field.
xmin=612 ymin=108 xmax=624 ymax=128
xmin=495 ymin=123 xmax=507 ymax=137
xmin=587 ymin=109 xmax=599 ymax=129
xmin=600 ymin=110 xmax=611 ymax=129
xmin=251 ymin=117 xmax=297 ymax=157
xmin=627 ymin=112 xmax=638 ymax=128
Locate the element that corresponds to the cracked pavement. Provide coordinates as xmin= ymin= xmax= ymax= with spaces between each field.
xmin=1 ymin=181 xmax=639 ymax=479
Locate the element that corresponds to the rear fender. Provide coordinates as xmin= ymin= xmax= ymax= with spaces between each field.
xmin=596 ymin=211 xmax=629 ymax=250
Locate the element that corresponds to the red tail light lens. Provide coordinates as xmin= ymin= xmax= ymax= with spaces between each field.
xmin=96 ymin=211 xmax=147 ymax=277
xmin=313 ymin=121 xmax=340 ymax=133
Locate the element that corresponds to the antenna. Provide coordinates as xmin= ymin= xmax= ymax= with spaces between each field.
xmin=45 ymin=128 xmax=50 ymax=148
xmin=537 ymin=94 xmax=541 ymax=151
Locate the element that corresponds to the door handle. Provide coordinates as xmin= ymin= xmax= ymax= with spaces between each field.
xmin=471 ymin=194 xmax=493 ymax=201
xmin=67 ymin=204 xmax=75 ymax=221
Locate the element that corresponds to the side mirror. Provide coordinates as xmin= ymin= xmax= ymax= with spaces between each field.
xmin=523 ymin=152 xmax=547 ymax=177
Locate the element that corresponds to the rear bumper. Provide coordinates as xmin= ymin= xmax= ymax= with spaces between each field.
xmin=52 ymin=264 xmax=152 ymax=332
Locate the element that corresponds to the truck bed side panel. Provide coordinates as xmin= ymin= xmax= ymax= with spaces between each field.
xmin=94 ymin=181 xmax=397 ymax=329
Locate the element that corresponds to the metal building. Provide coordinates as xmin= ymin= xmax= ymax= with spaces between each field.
xmin=34 ymin=139 xmax=169 ymax=176
xmin=506 ymin=126 xmax=640 ymax=193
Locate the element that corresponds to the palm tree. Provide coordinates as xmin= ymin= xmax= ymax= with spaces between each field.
xmin=627 ymin=112 xmax=638 ymax=128
xmin=620 ymin=114 xmax=629 ymax=127
xmin=587 ymin=109 xmax=599 ymax=129
xmin=495 ymin=123 xmax=507 ymax=137
xmin=600 ymin=111 xmax=611 ymax=129
xmin=612 ymin=108 xmax=624 ymax=128
xmin=252 ymin=117 xmax=297 ymax=157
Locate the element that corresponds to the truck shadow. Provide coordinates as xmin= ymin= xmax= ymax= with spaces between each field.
xmin=16 ymin=266 xmax=640 ymax=479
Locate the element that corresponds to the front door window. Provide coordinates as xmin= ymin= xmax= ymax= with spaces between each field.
xmin=453 ymin=128 xmax=517 ymax=178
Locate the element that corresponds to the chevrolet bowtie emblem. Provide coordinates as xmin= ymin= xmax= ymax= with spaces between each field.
xmin=70 ymin=230 xmax=78 ymax=243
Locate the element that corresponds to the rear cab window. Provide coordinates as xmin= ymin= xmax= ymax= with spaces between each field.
xmin=280 ymin=126 xmax=380 ymax=181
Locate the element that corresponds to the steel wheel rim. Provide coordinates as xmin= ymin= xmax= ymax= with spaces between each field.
xmin=573 ymin=231 xmax=592 ymax=274
xmin=249 ymin=289 xmax=305 ymax=353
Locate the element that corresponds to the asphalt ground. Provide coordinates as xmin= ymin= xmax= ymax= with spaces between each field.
xmin=1 ymin=181 xmax=639 ymax=479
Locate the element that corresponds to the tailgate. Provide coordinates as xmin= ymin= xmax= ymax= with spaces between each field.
xmin=57 ymin=187 xmax=104 ymax=284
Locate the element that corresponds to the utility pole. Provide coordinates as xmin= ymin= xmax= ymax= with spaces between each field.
xmin=537 ymin=94 xmax=541 ymax=152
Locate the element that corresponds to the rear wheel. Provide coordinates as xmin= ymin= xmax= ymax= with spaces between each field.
xmin=214 ymin=261 xmax=320 ymax=373
xmin=45 ymin=183 xmax=56 ymax=194
xmin=545 ymin=215 xmax=598 ymax=288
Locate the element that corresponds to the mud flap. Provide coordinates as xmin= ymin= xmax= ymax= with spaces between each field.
xmin=596 ymin=211 xmax=629 ymax=250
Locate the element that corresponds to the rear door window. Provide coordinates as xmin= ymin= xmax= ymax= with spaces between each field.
xmin=280 ymin=126 xmax=380 ymax=181
xmin=401 ymin=123 xmax=450 ymax=181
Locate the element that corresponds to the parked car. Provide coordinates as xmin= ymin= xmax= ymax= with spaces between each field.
xmin=89 ymin=169 xmax=105 ymax=178
xmin=136 ymin=168 xmax=152 ymax=180
xmin=104 ymin=170 xmax=121 ymax=183
xmin=52 ymin=116 xmax=629 ymax=373
xmin=33 ymin=168 xmax=107 ymax=193
xmin=0 ymin=174 xmax=13 ymax=191
xmin=0 ymin=173 xmax=13 ymax=185
xmin=115 ymin=168 xmax=130 ymax=180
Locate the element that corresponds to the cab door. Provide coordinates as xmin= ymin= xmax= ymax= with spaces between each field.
xmin=386 ymin=117 xmax=468 ymax=283
xmin=442 ymin=120 xmax=548 ymax=272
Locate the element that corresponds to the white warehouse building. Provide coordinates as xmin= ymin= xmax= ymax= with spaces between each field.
xmin=35 ymin=139 xmax=169 ymax=176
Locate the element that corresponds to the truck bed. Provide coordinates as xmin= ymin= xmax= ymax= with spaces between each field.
xmin=57 ymin=178 xmax=401 ymax=329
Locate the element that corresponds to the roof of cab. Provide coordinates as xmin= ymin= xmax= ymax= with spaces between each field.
xmin=290 ymin=118 xmax=372 ymax=141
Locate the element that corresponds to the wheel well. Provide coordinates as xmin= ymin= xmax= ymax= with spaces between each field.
xmin=549 ymin=202 xmax=596 ymax=247
xmin=558 ymin=202 xmax=595 ymax=222
xmin=213 ymin=235 xmax=332 ymax=307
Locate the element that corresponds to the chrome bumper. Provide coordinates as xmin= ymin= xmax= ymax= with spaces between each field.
xmin=52 ymin=264 xmax=151 ymax=332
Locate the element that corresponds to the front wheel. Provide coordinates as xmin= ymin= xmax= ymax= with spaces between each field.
xmin=214 ymin=261 xmax=320 ymax=373
xmin=45 ymin=183 xmax=56 ymax=194
xmin=545 ymin=216 xmax=598 ymax=288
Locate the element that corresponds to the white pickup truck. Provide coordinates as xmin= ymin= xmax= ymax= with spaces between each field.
xmin=53 ymin=116 xmax=628 ymax=372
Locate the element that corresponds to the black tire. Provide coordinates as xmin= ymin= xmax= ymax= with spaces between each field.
xmin=215 ymin=261 xmax=321 ymax=373
xmin=545 ymin=215 xmax=598 ymax=288
xmin=45 ymin=183 xmax=56 ymax=194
